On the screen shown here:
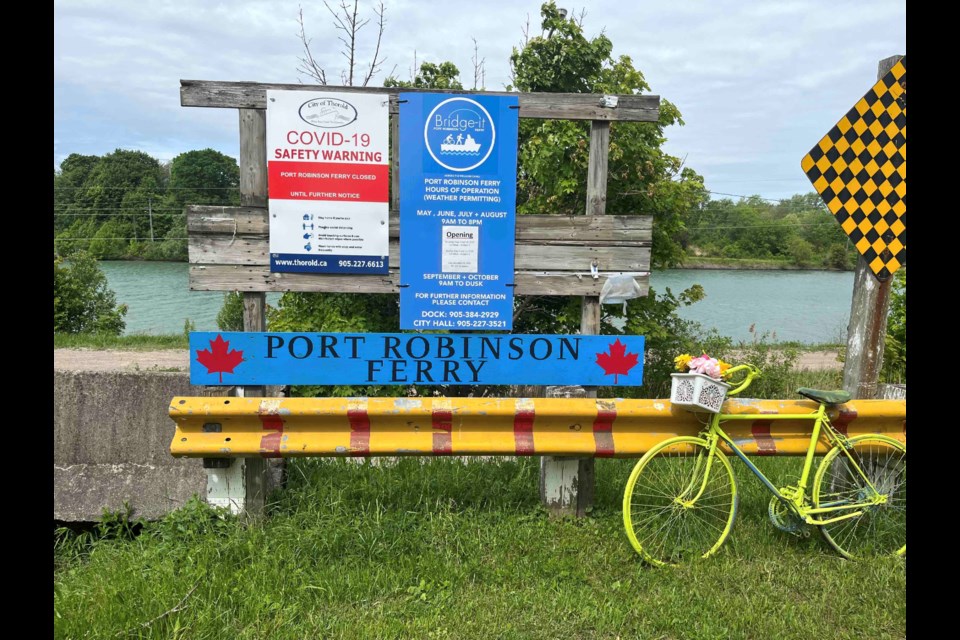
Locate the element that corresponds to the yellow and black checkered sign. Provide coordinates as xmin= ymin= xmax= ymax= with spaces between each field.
xmin=801 ymin=57 xmax=906 ymax=279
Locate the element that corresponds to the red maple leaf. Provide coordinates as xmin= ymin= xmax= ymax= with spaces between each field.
xmin=595 ymin=339 xmax=639 ymax=384
xmin=195 ymin=334 xmax=244 ymax=383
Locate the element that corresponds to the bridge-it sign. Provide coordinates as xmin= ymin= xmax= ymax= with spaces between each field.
xmin=801 ymin=57 xmax=906 ymax=279
xmin=190 ymin=332 xmax=644 ymax=387
xmin=266 ymin=90 xmax=389 ymax=274
xmin=398 ymin=93 xmax=519 ymax=330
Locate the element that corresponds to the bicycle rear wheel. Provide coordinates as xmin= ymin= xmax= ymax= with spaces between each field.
xmin=812 ymin=435 xmax=906 ymax=559
xmin=622 ymin=436 xmax=738 ymax=566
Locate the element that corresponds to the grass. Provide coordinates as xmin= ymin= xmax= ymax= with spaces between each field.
xmin=53 ymin=369 xmax=903 ymax=639
xmin=54 ymin=456 xmax=906 ymax=639
xmin=54 ymin=333 xmax=189 ymax=350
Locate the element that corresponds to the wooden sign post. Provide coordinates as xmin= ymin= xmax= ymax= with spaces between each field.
xmin=181 ymin=81 xmax=659 ymax=516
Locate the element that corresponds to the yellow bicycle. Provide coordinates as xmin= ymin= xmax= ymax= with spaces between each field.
xmin=622 ymin=364 xmax=906 ymax=565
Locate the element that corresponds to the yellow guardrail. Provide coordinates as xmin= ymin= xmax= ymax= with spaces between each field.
xmin=170 ymin=396 xmax=906 ymax=459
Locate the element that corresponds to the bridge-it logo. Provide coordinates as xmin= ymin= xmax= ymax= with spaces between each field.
xmin=424 ymin=97 xmax=496 ymax=172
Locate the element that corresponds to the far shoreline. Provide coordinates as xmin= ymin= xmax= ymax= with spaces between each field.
xmin=675 ymin=258 xmax=852 ymax=272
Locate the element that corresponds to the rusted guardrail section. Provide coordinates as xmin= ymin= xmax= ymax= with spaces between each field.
xmin=170 ymin=396 xmax=905 ymax=459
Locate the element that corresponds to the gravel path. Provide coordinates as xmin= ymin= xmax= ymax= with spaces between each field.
xmin=54 ymin=349 xmax=191 ymax=372
xmin=53 ymin=348 xmax=843 ymax=372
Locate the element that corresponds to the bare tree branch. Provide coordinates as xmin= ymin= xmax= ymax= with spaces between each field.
xmin=471 ymin=37 xmax=486 ymax=90
xmin=297 ymin=1 xmax=387 ymax=87
xmin=509 ymin=13 xmax=531 ymax=88
xmin=360 ymin=1 xmax=387 ymax=87
xmin=573 ymin=8 xmax=587 ymax=28
xmin=296 ymin=6 xmax=328 ymax=84
xmin=322 ymin=0 xmax=366 ymax=85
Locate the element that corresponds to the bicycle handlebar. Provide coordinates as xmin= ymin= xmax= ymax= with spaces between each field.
xmin=724 ymin=363 xmax=761 ymax=397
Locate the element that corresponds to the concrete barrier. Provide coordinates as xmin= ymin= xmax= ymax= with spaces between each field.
xmin=54 ymin=370 xmax=264 ymax=521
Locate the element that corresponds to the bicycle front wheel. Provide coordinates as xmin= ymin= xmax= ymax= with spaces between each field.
xmin=812 ymin=435 xmax=906 ymax=559
xmin=623 ymin=436 xmax=738 ymax=566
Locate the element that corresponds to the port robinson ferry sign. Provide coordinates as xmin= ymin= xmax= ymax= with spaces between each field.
xmin=190 ymin=332 xmax=645 ymax=387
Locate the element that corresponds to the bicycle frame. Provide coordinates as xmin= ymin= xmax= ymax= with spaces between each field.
xmin=694 ymin=367 xmax=884 ymax=526
xmin=622 ymin=362 xmax=905 ymax=564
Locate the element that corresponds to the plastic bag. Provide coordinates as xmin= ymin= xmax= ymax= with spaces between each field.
xmin=599 ymin=274 xmax=643 ymax=313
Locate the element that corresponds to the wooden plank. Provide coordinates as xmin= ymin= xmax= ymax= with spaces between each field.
xmin=180 ymin=80 xmax=660 ymax=122
xmin=189 ymin=235 xmax=269 ymax=265
xmin=186 ymin=206 xmax=652 ymax=243
xmin=236 ymin=109 xmax=271 ymax=516
xmin=239 ymin=109 xmax=267 ymax=208
xmin=390 ymin=114 xmax=400 ymax=211
xmin=188 ymin=207 xmax=270 ymax=234
xmin=581 ymin=121 xmax=612 ymax=340
xmin=559 ymin=120 xmax=612 ymax=515
xmin=586 ymin=122 xmax=611 ymax=216
xmin=189 ymin=265 xmax=649 ymax=297
xmin=189 ymin=234 xmax=649 ymax=271
xmin=513 ymin=215 xmax=651 ymax=242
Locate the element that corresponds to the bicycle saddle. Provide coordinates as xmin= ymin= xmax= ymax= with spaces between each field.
xmin=796 ymin=388 xmax=851 ymax=405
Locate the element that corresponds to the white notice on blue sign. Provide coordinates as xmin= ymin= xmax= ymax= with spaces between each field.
xmin=441 ymin=226 xmax=479 ymax=272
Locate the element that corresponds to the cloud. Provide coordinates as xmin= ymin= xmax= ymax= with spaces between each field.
xmin=54 ymin=0 xmax=905 ymax=201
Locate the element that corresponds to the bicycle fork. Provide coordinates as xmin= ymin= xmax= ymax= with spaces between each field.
xmin=674 ymin=431 xmax=726 ymax=509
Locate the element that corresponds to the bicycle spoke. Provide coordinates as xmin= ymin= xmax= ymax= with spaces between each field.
xmin=623 ymin=438 xmax=737 ymax=565
xmin=813 ymin=436 xmax=905 ymax=559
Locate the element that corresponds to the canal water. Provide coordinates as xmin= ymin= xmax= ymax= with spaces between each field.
xmin=99 ymin=262 xmax=853 ymax=344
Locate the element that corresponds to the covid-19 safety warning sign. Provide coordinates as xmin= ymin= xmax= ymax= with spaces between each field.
xmin=266 ymin=90 xmax=389 ymax=274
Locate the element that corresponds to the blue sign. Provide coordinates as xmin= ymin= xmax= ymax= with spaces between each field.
xmin=190 ymin=332 xmax=645 ymax=387
xmin=398 ymin=93 xmax=519 ymax=330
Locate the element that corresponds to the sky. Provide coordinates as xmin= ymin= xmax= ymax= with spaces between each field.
xmin=54 ymin=0 xmax=906 ymax=202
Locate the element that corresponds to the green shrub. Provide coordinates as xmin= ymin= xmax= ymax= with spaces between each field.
xmin=54 ymin=252 xmax=127 ymax=335
xmin=216 ymin=291 xmax=245 ymax=331
xmin=882 ymin=268 xmax=906 ymax=382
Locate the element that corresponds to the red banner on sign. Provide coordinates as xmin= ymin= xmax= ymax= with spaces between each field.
xmin=268 ymin=162 xmax=389 ymax=202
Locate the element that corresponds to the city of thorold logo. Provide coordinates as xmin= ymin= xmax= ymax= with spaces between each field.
xmin=424 ymin=97 xmax=496 ymax=172
xmin=299 ymin=97 xmax=358 ymax=128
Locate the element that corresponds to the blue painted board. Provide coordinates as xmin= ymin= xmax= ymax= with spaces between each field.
xmin=190 ymin=332 xmax=645 ymax=387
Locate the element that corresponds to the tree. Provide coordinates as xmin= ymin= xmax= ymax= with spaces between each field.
xmin=685 ymin=194 xmax=857 ymax=268
xmin=54 ymin=149 xmax=166 ymax=257
xmin=54 ymin=252 xmax=127 ymax=335
xmin=165 ymin=149 xmax=240 ymax=208
xmin=384 ymin=61 xmax=463 ymax=90
xmin=297 ymin=1 xmax=387 ymax=86
xmin=54 ymin=154 xmax=99 ymax=233
xmin=54 ymin=148 xmax=238 ymax=261
xmin=145 ymin=149 xmax=241 ymax=261
xmin=507 ymin=2 xmax=707 ymax=269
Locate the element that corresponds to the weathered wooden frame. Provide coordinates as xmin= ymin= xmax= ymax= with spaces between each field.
xmin=180 ymin=80 xmax=658 ymax=297
xmin=181 ymin=79 xmax=661 ymax=517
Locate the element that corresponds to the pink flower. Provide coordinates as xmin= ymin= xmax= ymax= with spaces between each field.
xmin=688 ymin=354 xmax=722 ymax=379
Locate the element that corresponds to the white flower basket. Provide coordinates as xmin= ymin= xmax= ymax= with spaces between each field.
xmin=670 ymin=373 xmax=731 ymax=413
